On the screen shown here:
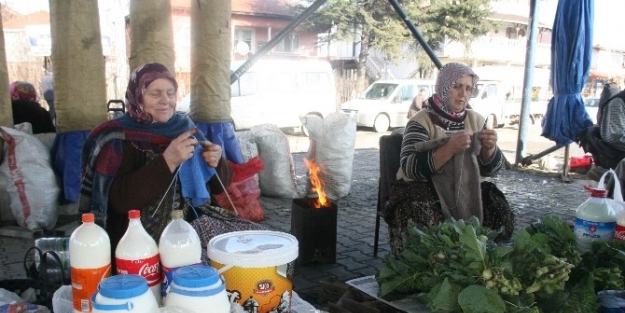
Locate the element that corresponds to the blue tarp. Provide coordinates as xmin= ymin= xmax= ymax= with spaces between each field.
xmin=50 ymin=131 xmax=90 ymax=203
xmin=541 ymin=0 xmax=594 ymax=146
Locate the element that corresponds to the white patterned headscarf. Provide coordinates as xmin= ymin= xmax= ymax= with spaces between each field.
xmin=435 ymin=62 xmax=479 ymax=109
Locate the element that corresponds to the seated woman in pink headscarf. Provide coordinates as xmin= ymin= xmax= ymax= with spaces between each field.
xmin=10 ymin=81 xmax=56 ymax=134
xmin=79 ymin=63 xmax=264 ymax=266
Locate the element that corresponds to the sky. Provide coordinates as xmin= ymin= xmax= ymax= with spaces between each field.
xmin=1 ymin=0 xmax=622 ymax=49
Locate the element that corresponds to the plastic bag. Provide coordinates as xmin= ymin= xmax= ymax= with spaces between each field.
xmin=303 ymin=113 xmax=357 ymax=199
xmin=52 ymin=285 xmax=72 ymax=313
xmin=214 ymin=157 xmax=265 ymax=222
xmin=0 ymin=127 xmax=60 ymax=230
xmin=598 ymin=169 xmax=625 ymax=215
xmin=251 ymin=124 xmax=300 ymax=198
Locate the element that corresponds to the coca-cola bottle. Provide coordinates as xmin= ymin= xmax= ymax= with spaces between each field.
xmin=115 ymin=210 xmax=161 ymax=304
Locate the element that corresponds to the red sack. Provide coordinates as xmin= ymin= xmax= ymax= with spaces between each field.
xmin=214 ymin=157 xmax=265 ymax=222
xmin=569 ymin=155 xmax=593 ymax=169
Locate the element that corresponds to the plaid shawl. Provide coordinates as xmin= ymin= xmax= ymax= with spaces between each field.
xmin=80 ymin=112 xmax=199 ymax=227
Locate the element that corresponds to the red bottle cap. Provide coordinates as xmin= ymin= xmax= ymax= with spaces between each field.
xmin=128 ymin=210 xmax=141 ymax=218
xmin=82 ymin=213 xmax=94 ymax=223
xmin=584 ymin=185 xmax=607 ymax=198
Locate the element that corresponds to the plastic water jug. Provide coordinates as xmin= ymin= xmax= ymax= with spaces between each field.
xmin=159 ymin=210 xmax=201 ymax=299
xmin=115 ymin=210 xmax=161 ymax=304
xmin=574 ymin=187 xmax=616 ymax=253
xmin=92 ymin=274 xmax=159 ymax=313
xmin=69 ymin=213 xmax=111 ymax=313
xmin=164 ymin=265 xmax=229 ymax=313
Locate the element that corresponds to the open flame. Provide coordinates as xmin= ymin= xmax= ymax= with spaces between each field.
xmin=303 ymin=158 xmax=328 ymax=208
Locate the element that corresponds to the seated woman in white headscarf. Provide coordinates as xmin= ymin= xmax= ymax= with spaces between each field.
xmin=385 ymin=62 xmax=515 ymax=256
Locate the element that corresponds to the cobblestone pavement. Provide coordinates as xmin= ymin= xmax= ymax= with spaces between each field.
xmin=259 ymin=146 xmax=595 ymax=310
xmin=0 ymin=129 xmax=597 ymax=312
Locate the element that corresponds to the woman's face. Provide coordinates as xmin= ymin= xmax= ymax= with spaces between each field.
xmin=142 ymin=78 xmax=177 ymax=123
xmin=449 ymin=75 xmax=474 ymax=112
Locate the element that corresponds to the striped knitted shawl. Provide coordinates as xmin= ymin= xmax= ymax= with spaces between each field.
xmin=80 ymin=112 xmax=199 ymax=227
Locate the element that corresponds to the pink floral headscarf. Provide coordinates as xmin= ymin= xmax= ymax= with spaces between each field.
xmin=125 ymin=63 xmax=178 ymax=124
xmin=9 ymin=81 xmax=38 ymax=102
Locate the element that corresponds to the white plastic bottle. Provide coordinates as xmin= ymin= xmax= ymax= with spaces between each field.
xmin=159 ymin=210 xmax=201 ymax=300
xmin=574 ymin=187 xmax=617 ymax=253
xmin=115 ymin=210 xmax=161 ymax=304
xmin=615 ymin=210 xmax=625 ymax=240
xmin=69 ymin=213 xmax=111 ymax=313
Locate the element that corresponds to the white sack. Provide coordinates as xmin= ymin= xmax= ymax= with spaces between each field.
xmin=0 ymin=127 xmax=60 ymax=230
xmin=235 ymin=130 xmax=260 ymax=184
xmin=303 ymin=113 xmax=357 ymax=199
xmin=251 ymin=124 xmax=300 ymax=198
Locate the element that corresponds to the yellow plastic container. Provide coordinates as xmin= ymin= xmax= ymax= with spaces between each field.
xmin=207 ymin=230 xmax=298 ymax=313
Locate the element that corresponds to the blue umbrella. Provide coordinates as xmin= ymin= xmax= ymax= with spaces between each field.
xmin=541 ymin=0 xmax=594 ymax=146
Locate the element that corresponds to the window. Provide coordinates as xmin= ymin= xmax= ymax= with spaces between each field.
xmin=394 ymin=85 xmax=415 ymax=103
xmin=276 ymin=34 xmax=300 ymax=53
xmin=234 ymin=28 xmax=253 ymax=54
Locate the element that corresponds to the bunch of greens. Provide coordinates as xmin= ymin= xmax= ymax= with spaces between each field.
xmin=376 ymin=215 xmax=624 ymax=313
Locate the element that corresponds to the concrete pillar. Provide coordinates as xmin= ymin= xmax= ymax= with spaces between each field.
xmin=0 ymin=7 xmax=12 ymax=128
xmin=129 ymin=0 xmax=175 ymax=73
xmin=50 ymin=0 xmax=107 ymax=132
xmin=190 ymin=0 xmax=231 ymax=123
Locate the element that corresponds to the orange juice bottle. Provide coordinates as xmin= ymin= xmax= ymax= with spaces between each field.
xmin=69 ymin=213 xmax=111 ymax=313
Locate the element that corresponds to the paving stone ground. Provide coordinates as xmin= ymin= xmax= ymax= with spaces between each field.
xmin=259 ymin=147 xmax=595 ymax=311
xmin=0 ymin=131 xmax=596 ymax=312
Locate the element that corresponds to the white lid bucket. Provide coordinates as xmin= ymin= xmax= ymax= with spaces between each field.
xmin=207 ymin=230 xmax=298 ymax=269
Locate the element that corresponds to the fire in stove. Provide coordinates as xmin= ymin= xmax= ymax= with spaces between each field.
xmin=291 ymin=158 xmax=337 ymax=265
xmin=303 ymin=158 xmax=329 ymax=208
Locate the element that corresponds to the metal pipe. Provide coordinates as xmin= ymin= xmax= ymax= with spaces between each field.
xmin=520 ymin=144 xmax=563 ymax=166
xmin=230 ymin=0 xmax=327 ymax=84
xmin=515 ymin=0 xmax=540 ymax=166
xmin=387 ymin=0 xmax=443 ymax=69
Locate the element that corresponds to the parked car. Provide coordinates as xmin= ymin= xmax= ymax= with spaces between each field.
xmin=339 ymin=79 xmax=435 ymax=132
xmin=584 ymin=97 xmax=599 ymax=124
xmin=468 ymin=80 xmax=507 ymax=129
xmin=178 ymin=58 xmax=337 ymax=132
xmin=504 ymin=100 xmax=548 ymax=125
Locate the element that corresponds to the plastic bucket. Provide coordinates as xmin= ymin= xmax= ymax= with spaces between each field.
xmin=164 ymin=265 xmax=230 ymax=313
xmin=92 ymin=275 xmax=159 ymax=313
xmin=207 ymin=230 xmax=298 ymax=313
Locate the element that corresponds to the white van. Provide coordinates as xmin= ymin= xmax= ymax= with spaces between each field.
xmin=178 ymin=58 xmax=336 ymax=131
xmin=339 ymin=78 xmax=506 ymax=132
xmin=469 ymin=80 xmax=507 ymax=129
xmin=339 ymin=79 xmax=435 ymax=132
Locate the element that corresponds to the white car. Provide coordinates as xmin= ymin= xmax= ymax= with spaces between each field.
xmin=584 ymin=97 xmax=599 ymax=124
xmin=340 ymin=79 xmax=435 ymax=132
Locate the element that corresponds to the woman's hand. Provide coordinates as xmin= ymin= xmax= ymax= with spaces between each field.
xmin=479 ymin=129 xmax=498 ymax=161
xmin=200 ymin=141 xmax=222 ymax=168
xmin=446 ymin=131 xmax=473 ymax=155
xmin=163 ymin=130 xmax=199 ymax=172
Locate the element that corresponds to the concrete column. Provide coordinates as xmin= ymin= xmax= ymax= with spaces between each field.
xmin=129 ymin=0 xmax=175 ymax=73
xmin=50 ymin=0 xmax=107 ymax=132
xmin=0 ymin=7 xmax=12 ymax=128
xmin=190 ymin=0 xmax=231 ymax=122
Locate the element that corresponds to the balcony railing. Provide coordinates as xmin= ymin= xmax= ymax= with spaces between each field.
xmin=439 ymin=37 xmax=551 ymax=67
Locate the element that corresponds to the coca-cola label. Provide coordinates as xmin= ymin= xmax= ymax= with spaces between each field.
xmin=615 ymin=224 xmax=625 ymax=241
xmin=116 ymin=254 xmax=160 ymax=287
